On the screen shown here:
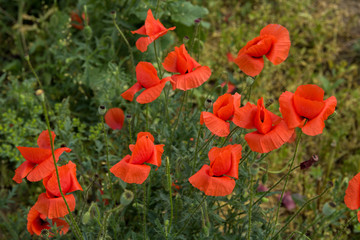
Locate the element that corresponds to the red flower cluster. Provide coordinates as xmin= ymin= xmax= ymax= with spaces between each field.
xmin=189 ymin=145 xmax=242 ymax=196
xmin=234 ymin=24 xmax=291 ymax=77
xmin=110 ymin=132 xmax=164 ymax=184
xmin=70 ymin=11 xmax=89 ymax=30
xmin=13 ymin=130 xmax=82 ymax=236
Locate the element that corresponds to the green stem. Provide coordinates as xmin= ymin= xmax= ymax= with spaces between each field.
xmin=143 ymin=183 xmax=147 ymax=240
xmin=220 ymin=126 xmax=240 ymax=147
xmin=247 ymin=172 xmax=253 ymax=240
xmin=101 ymin=115 xmax=114 ymax=200
xmin=334 ymin=214 xmax=358 ymax=239
xmin=25 ymin=56 xmax=43 ymax=89
xmin=253 ymin=166 xmax=300 ymax=206
xmin=271 ymin=131 xmax=303 ymax=238
xmin=192 ymin=123 xmax=204 ymax=172
xmin=146 ymin=104 xmax=149 ymax=131
xmin=171 ymin=91 xmax=187 ymax=138
xmin=166 ymin=157 xmax=173 ymax=235
xmin=271 ymin=186 xmax=330 ymax=239
xmin=153 ymin=40 xmax=163 ymax=78
xmin=175 ymin=196 xmax=207 ymax=237
xmin=97 ymin=204 xmax=125 ymax=240
xmin=112 ymin=15 xmax=135 ymax=75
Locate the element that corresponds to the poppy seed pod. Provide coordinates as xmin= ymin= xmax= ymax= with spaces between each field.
xmin=98 ymin=105 xmax=107 ymax=115
xmin=126 ymin=114 xmax=132 ymax=121
xmin=120 ymin=190 xmax=134 ymax=206
xmin=204 ymin=99 xmax=212 ymax=109
xmin=110 ymin=10 xmax=116 ymax=19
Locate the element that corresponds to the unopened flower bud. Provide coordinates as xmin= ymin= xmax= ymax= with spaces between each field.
xmin=265 ymin=99 xmax=274 ymax=108
xmin=183 ymin=36 xmax=189 ymax=44
xmin=24 ymin=54 xmax=30 ymax=62
xmin=83 ymin=25 xmax=93 ymax=40
xmin=110 ymin=10 xmax=116 ymax=19
xmin=35 ymin=89 xmax=45 ymax=102
xmin=300 ymin=154 xmax=319 ymax=170
xmin=98 ymin=105 xmax=106 ymax=115
xmin=204 ymin=99 xmax=212 ymax=109
xmin=246 ymin=76 xmax=254 ymax=85
xmin=194 ymin=18 xmax=202 ymax=24
xmin=41 ymin=229 xmax=50 ymax=238
xmin=120 ymin=190 xmax=134 ymax=206
xmin=82 ymin=211 xmax=91 ymax=225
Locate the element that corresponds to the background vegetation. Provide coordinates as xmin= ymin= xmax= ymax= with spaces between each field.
xmin=0 ymin=0 xmax=359 ymax=239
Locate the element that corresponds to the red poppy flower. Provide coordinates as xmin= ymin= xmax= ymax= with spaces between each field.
xmin=131 ymin=9 xmax=176 ymax=52
xmin=13 ymin=130 xmax=71 ymax=183
xmin=220 ymin=81 xmax=236 ymax=93
xmin=70 ymin=11 xmax=88 ymax=30
xmin=234 ymin=24 xmax=291 ymax=77
xmin=233 ymin=97 xmax=294 ymax=153
xmin=226 ymin=52 xmax=235 ymax=62
xmin=110 ymin=132 xmax=164 ymax=184
xmin=344 ymin=172 xmax=360 ymax=222
xmin=34 ymin=161 xmax=83 ymax=219
xmin=162 ymin=44 xmax=212 ymax=91
xmin=27 ymin=206 xmax=69 ymax=236
xmin=279 ymin=84 xmax=337 ymax=136
xmin=189 ymin=144 xmax=242 ymax=196
xmin=121 ymin=62 xmax=170 ymax=104
xmin=105 ymin=108 xmax=125 ymax=130
xmin=200 ymin=93 xmax=241 ymax=137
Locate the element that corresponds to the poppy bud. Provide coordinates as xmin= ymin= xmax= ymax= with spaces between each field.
xmin=300 ymin=154 xmax=319 ymax=170
xmin=83 ymin=25 xmax=93 ymax=40
xmin=110 ymin=10 xmax=116 ymax=19
xmin=24 ymin=54 xmax=30 ymax=62
xmin=265 ymin=98 xmax=274 ymax=108
xmin=35 ymin=89 xmax=45 ymax=102
xmin=204 ymin=99 xmax=212 ymax=109
xmin=183 ymin=36 xmax=189 ymax=44
xmin=262 ymin=197 xmax=270 ymax=203
xmin=246 ymin=76 xmax=254 ymax=85
xmin=120 ymin=190 xmax=134 ymax=206
xmin=98 ymin=105 xmax=106 ymax=115
xmin=82 ymin=211 xmax=91 ymax=225
xmin=41 ymin=229 xmax=50 ymax=238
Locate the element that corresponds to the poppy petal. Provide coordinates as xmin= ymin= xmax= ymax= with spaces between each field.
xmin=135 ymin=37 xmax=153 ymax=52
xmin=105 ymin=108 xmax=125 ymax=130
xmin=345 ymin=172 xmax=360 ymax=210
xmin=146 ymin=144 xmax=164 ymax=168
xmin=26 ymin=147 xmax=71 ymax=182
xmin=131 ymin=25 xmax=147 ymax=35
xmin=260 ymin=24 xmax=291 ymax=65
xmin=110 ymin=155 xmax=151 ymax=184
xmin=279 ymin=91 xmax=305 ymax=129
xmin=301 ymin=96 xmax=337 ymax=136
xmin=293 ymin=84 xmax=325 ymax=119
xmin=144 ymin=9 xmax=166 ymax=36
xmin=227 ymin=144 xmax=242 ymax=179
xmin=170 ymin=66 xmax=211 ymax=91
xmin=162 ymin=51 xmax=178 ymax=73
xmin=136 ymin=62 xmax=160 ymax=88
xmin=51 ymin=218 xmax=70 ymax=235
xmin=136 ymin=78 xmax=169 ymax=104
xmin=233 ymin=102 xmax=257 ymax=129
xmin=234 ymin=53 xmax=264 ymax=77
xmin=13 ymin=161 xmax=36 ymax=183
xmin=136 ymin=132 xmax=155 ymax=141
xmin=189 ymin=165 xmax=236 ymax=196
xmin=233 ymin=92 xmax=242 ymax=109
xmin=245 ymin=120 xmax=294 ymax=153
xmin=34 ymin=193 xmax=76 ymax=219
xmin=37 ymin=130 xmax=56 ymax=149
xmin=27 ymin=206 xmax=50 ymax=235
xmin=208 ymin=147 xmax=222 ymax=163
xmin=201 ymin=112 xmax=230 ymax=137
xmin=121 ymin=82 xmax=143 ymax=101
xmin=17 ymin=147 xmax=52 ymax=164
